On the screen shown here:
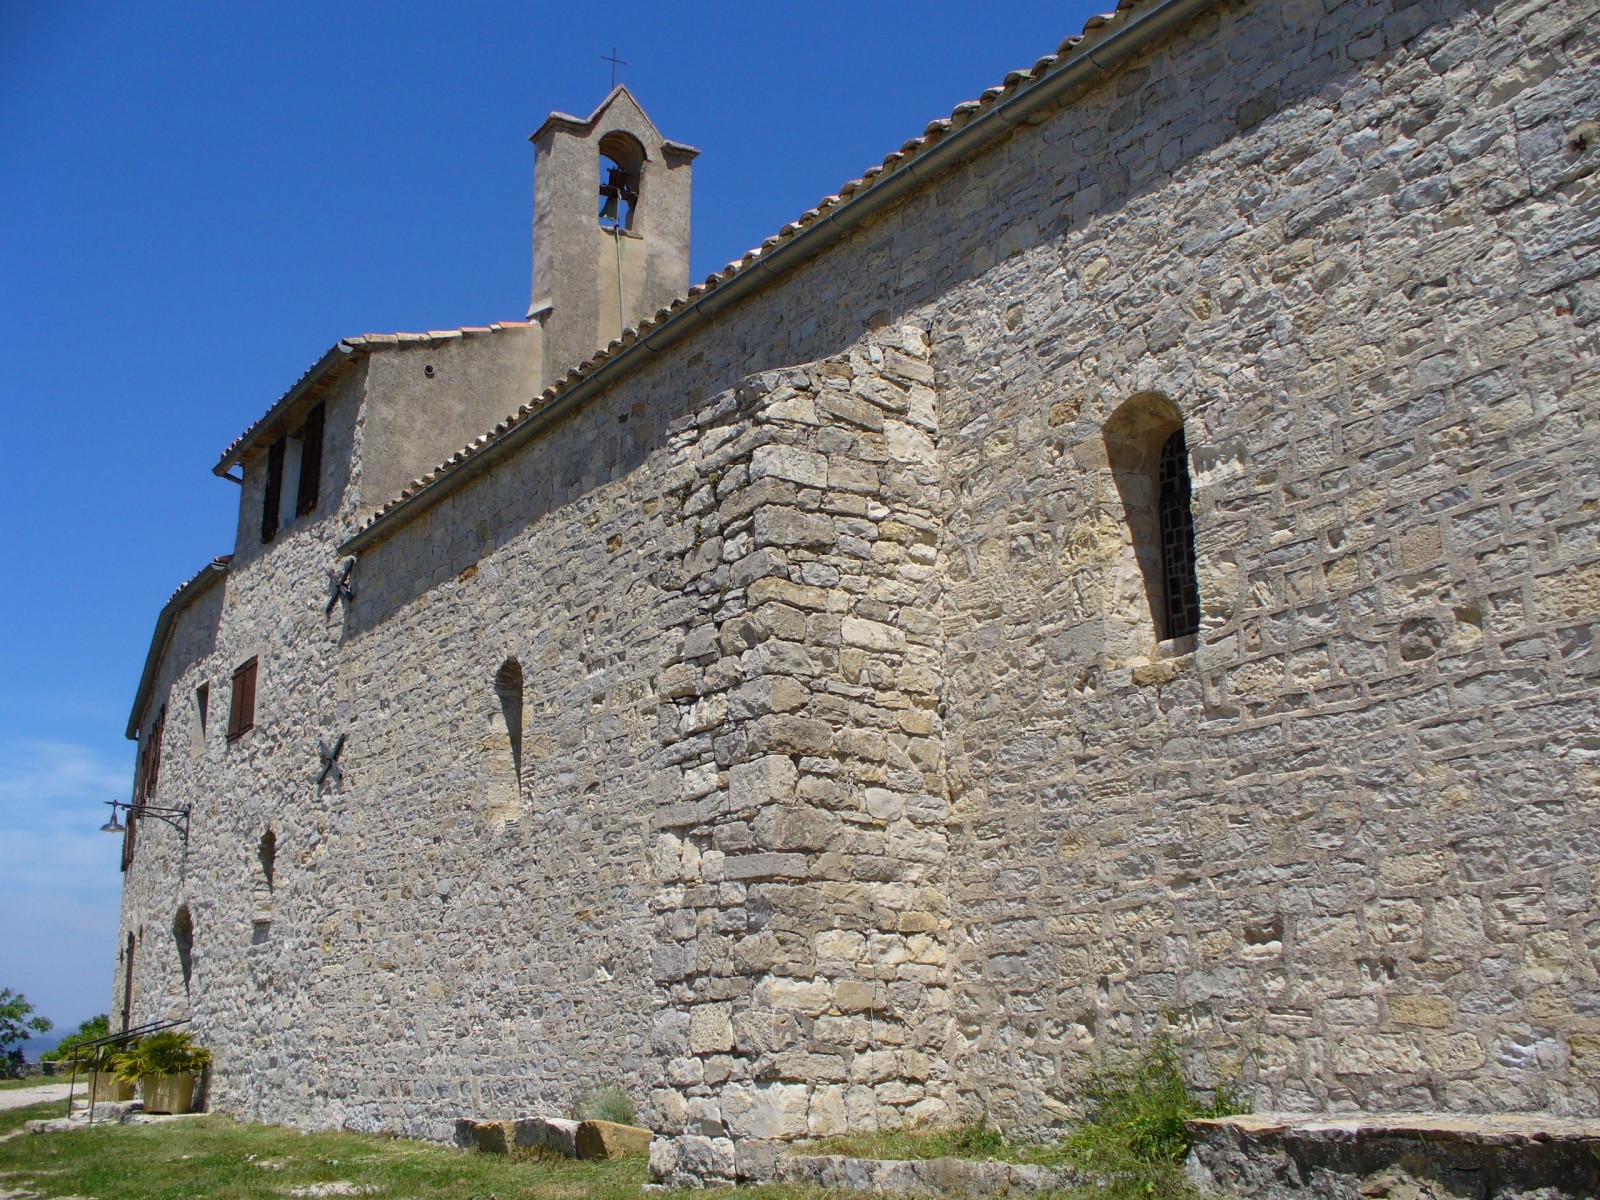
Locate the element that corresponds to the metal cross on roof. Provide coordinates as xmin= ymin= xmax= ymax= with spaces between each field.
xmin=603 ymin=47 xmax=627 ymax=89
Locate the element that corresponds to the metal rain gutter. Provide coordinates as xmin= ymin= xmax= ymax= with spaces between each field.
xmin=214 ymin=343 xmax=355 ymax=478
xmin=340 ymin=0 xmax=1219 ymax=556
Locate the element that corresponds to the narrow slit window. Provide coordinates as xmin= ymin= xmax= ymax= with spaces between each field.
xmin=252 ymin=829 xmax=276 ymax=944
xmin=121 ymin=932 xmax=136 ymax=1030
xmin=1158 ymin=429 xmax=1200 ymax=640
xmin=488 ymin=658 xmax=524 ymax=820
xmin=258 ymin=829 xmax=276 ymax=890
xmin=1103 ymin=392 xmax=1202 ymax=646
xmin=191 ymin=683 xmax=209 ymax=756
xmin=173 ymin=906 xmax=194 ymax=993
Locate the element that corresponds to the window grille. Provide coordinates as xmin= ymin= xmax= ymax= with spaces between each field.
xmin=1158 ymin=429 xmax=1200 ymax=640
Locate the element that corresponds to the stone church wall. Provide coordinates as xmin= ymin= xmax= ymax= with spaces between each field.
xmin=931 ymin=0 xmax=1600 ymax=1126
xmin=114 ymin=361 xmax=366 ymax=1116
xmin=111 ymin=0 xmax=1600 ymax=1173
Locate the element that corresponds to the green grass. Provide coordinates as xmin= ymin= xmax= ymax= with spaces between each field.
xmin=0 ymin=1103 xmax=833 ymax=1200
xmin=0 ymin=1028 xmax=1246 ymax=1200
xmin=803 ymin=1122 xmax=1029 ymax=1163
xmin=0 ymin=1076 xmax=71 ymax=1092
xmin=800 ymin=1029 xmax=1247 ymax=1200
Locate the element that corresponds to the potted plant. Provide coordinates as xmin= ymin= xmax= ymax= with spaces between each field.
xmin=114 ymin=1031 xmax=212 ymax=1114
xmin=65 ymin=1044 xmax=135 ymax=1103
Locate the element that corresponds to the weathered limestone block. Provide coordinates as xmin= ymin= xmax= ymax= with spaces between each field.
xmin=575 ymin=1119 xmax=653 ymax=1159
xmin=514 ymin=1116 xmax=579 ymax=1157
xmin=751 ymin=444 xmax=829 ymax=489
xmin=468 ymin=1119 xmax=514 ymax=1154
xmin=719 ymin=1081 xmax=810 ymax=1139
xmin=1186 ymin=1114 xmax=1600 ymax=1200
xmin=753 ymin=507 xmax=836 ymax=549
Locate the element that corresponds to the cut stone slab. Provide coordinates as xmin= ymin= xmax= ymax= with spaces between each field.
xmin=576 ymin=1119 xmax=653 ymax=1159
xmin=466 ymin=1119 xmax=514 ymax=1155
xmin=457 ymin=1115 xmax=583 ymax=1158
xmin=515 ymin=1116 xmax=580 ymax=1158
xmin=1187 ymin=1112 xmax=1600 ymax=1200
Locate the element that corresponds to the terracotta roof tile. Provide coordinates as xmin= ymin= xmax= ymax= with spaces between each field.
xmin=214 ymin=321 xmax=531 ymax=474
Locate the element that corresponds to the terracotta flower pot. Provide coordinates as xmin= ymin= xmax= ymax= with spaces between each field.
xmin=139 ymin=1072 xmax=197 ymax=1114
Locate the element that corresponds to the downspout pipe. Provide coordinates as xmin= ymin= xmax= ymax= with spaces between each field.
xmin=341 ymin=0 xmax=1219 ymax=557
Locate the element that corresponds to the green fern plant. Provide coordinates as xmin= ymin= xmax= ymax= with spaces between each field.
xmin=113 ymin=1032 xmax=212 ymax=1082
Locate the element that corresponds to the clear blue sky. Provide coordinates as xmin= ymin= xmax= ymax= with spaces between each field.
xmin=0 ymin=0 xmax=1103 ymax=1047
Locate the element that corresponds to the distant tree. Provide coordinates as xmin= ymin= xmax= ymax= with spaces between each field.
xmin=0 ymin=990 xmax=53 ymax=1077
xmin=41 ymin=1014 xmax=110 ymax=1062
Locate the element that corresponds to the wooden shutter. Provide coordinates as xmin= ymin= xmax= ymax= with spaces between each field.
xmin=228 ymin=657 xmax=258 ymax=740
xmin=123 ymin=746 xmax=145 ymax=871
xmin=295 ymin=402 xmax=325 ymax=517
xmin=261 ymin=438 xmax=285 ymax=543
xmin=146 ymin=706 xmax=166 ymax=796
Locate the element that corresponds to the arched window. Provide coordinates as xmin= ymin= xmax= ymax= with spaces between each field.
xmin=1103 ymin=392 xmax=1201 ymax=643
xmin=121 ymin=932 xmax=136 ymax=1030
xmin=252 ymin=830 xmax=276 ymax=944
xmin=258 ymin=829 xmax=276 ymax=890
xmin=488 ymin=658 xmax=524 ymax=820
xmin=597 ymin=131 xmax=645 ymax=230
xmin=1158 ymin=429 xmax=1200 ymax=640
xmin=172 ymin=906 xmax=194 ymax=993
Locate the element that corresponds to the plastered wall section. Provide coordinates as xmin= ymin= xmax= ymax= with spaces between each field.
xmin=932 ymin=0 xmax=1600 ymax=1123
xmin=357 ymin=328 xmax=543 ymax=513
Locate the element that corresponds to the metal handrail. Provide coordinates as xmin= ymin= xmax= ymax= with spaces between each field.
xmin=62 ymin=1018 xmax=191 ymax=1122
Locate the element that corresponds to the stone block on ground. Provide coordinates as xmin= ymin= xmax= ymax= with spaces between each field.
xmin=1186 ymin=1112 xmax=1600 ymax=1200
xmin=514 ymin=1116 xmax=580 ymax=1158
xmin=466 ymin=1119 xmax=514 ymax=1155
xmin=576 ymin=1118 xmax=653 ymax=1159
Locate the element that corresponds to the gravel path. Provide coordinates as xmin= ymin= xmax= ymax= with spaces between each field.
xmin=0 ymin=1083 xmax=73 ymax=1112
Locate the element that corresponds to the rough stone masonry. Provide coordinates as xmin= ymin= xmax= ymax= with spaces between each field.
xmin=112 ymin=0 xmax=1600 ymax=1187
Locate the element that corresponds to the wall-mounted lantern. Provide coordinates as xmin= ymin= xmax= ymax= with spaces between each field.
xmin=101 ymin=799 xmax=192 ymax=849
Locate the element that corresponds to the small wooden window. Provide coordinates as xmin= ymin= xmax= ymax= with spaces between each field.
xmin=295 ymin=402 xmax=325 ymax=517
xmin=227 ymin=657 xmax=258 ymax=740
xmin=121 ymin=771 xmax=140 ymax=871
xmin=261 ymin=438 xmax=286 ymax=544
